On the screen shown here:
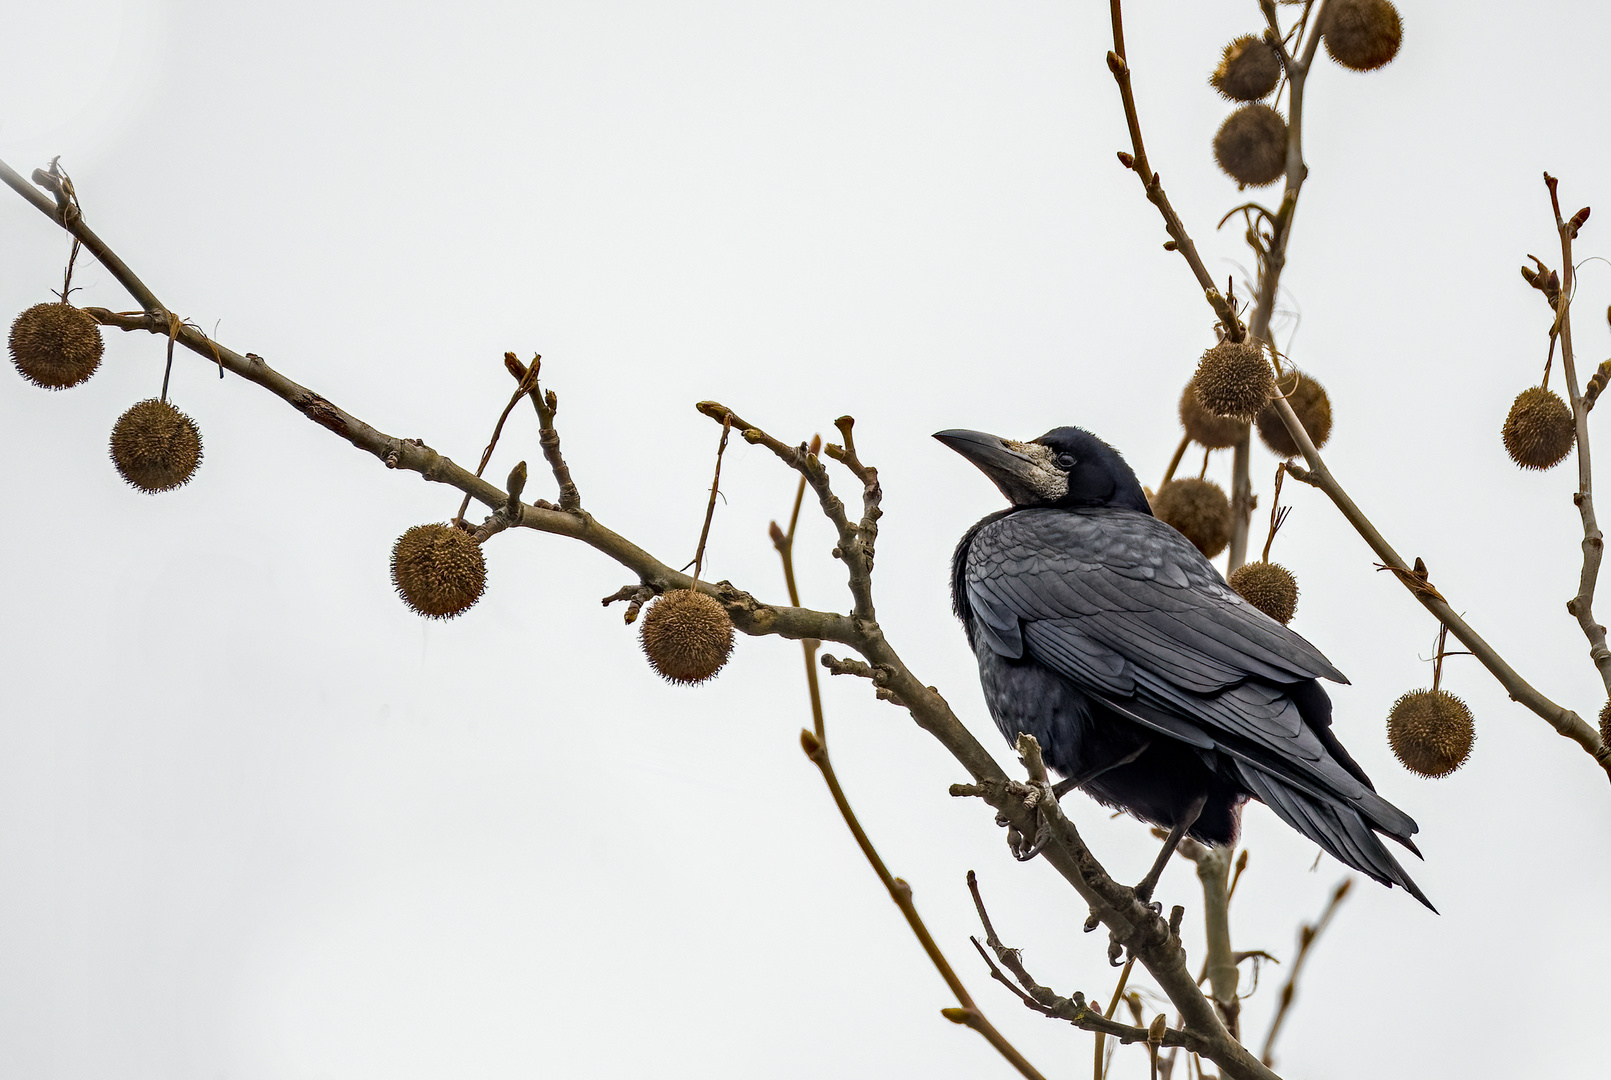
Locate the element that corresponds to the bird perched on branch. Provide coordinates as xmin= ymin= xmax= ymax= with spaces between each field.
xmin=936 ymin=426 xmax=1432 ymax=909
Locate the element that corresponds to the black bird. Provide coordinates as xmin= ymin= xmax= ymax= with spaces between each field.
xmin=937 ymin=425 xmax=1432 ymax=909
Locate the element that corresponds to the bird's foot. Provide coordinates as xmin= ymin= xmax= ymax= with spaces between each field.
xmin=992 ymin=780 xmax=1051 ymax=861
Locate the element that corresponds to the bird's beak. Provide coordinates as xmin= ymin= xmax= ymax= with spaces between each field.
xmin=934 ymin=429 xmax=1045 ymax=504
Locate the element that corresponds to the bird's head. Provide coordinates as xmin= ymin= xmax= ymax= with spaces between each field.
xmin=934 ymin=426 xmax=1152 ymax=514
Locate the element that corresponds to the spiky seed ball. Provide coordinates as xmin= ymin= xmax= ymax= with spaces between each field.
xmin=1256 ymin=371 xmax=1333 ymax=457
xmin=1210 ymin=35 xmax=1282 ymax=101
xmin=1387 ymin=689 xmax=1474 ymax=778
xmin=1151 ymin=479 xmax=1233 ymax=559
xmin=109 ymin=398 xmax=203 ymax=492
xmin=1179 ymin=381 xmax=1248 ymax=449
xmin=1502 ymin=386 xmax=1574 ymax=470
xmin=9 ymin=302 xmax=103 ymax=389
xmin=390 ymin=523 xmax=487 ymax=619
xmin=1323 ymin=0 xmax=1402 ymax=72
xmin=1193 ymin=339 xmax=1275 ymax=419
xmin=1213 ymin=104 xmax=1287 ymax=188
xmin=1228 ymin=561 xmax=1299 ymax=624
xmin=640 ymin=589 xmax=734 ymax=685
xmin=1599 ymin=700 xmax=1611 ymax=749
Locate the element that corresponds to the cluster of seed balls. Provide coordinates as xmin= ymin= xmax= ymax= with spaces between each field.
xmin=1210 ymin=0 xmax=1402 ymax=188
xmin=9 ymin=302 xmax=202 ymax=491
xmin=1156 ymin=337 xmax=1480 ymax=778
xmin=389 ymin=522 xmax=733 ymax=684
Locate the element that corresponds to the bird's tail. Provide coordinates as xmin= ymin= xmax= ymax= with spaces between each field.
xmin=1237 ymin=764 xmax=1436 ymax=912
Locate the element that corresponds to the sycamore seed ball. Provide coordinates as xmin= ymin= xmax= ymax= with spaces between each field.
xmin=1323 ymin=0 xmax=1403 ymax=72
xmin=1193 ymin=339 xmax=1275 ymax=419
xmin=109 ymin=398 xmax=203 ymax=492
xmin=1599 ymin=700 xmax=1611 ymax=749
xmin=1256 ymin=371 xmax=1333 ymax=457
xmin=391 ymin=523 xmax=487 ymax=619
xmin=1502 ymin=386 xmax=1574 ymax=470
xmin=640 ymin=589 xmax=735 ymax=685
xmin=10 ymin=302 xmax=103 ymax=389
xmin=1210 ymin=35 xmax=1282 ymax=102
xmin=1151 ymin=479 xmax=1233 ymax=559
xmin=1388 ymin=689 xmax=1474 ymax=778
xmin=1213 ymin=103 xmax=1287 ymax=188
xmin=1179 ymin=381 xmax=1248 ymax=449
xmin=1228 ymin=561 xmax=1299 ymax=625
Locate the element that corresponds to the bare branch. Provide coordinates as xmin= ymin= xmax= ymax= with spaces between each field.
xmin=1261 ymin=878 xmax=1352 ymax=1066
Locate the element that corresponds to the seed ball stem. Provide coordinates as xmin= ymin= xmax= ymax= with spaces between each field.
xmin=110 ymin=398 xmax=203 ymax=492
xmin=391 ymin=523 xmax=487 ymax=619
xmin=10 ymin=302 xmax=104 ymax=389
xmin=1151 ymin=478 xmax=1233 ymax=559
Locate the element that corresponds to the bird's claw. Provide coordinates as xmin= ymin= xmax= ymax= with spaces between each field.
xmin=994 ymin=780 xmax=1051 ymax=861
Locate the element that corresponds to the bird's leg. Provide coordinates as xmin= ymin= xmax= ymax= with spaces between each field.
xmin=1132 ymin=792 xmax=1207 ymax=904
xmin=1050 ymin=740 xmax=1151 ymax=799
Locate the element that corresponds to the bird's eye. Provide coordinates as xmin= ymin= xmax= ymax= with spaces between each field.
xmin=1055 ymin=453 xmax=1077 ymax=470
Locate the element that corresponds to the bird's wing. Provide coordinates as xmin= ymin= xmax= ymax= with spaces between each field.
xmin=964 ymin=508 xmax=1417 ymax=839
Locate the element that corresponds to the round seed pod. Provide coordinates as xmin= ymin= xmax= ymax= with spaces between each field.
xmin=390 ymin=523 xmax=487 ymax=619
xmin=1256 ymin=371 xmax=1333 ymax=457
xmin=109 ymin=398 xmax=203 ymax=492
xmin=9 ymin=302 xmax=103 ymax=389
xmin=640 ymin=588 xmax=734 ymax=685
xmin=1213 ymin=104 xmax=1287 ymax=187
xmin=1179 ymin=381 xmax=1249 ymax=449
xmin=1387 ymin=689 xmax=1474 ymax=778
xmin=1228 ymin=561 xmax=1299 ymax=624
xmin=1151 ymin=479 xmax=1233 ymax=559
xmin=1323 ymin=0 xmax=1402 ymax=72
xmin=1599 ymin=700 xmax=1611 ymax=749
xmin=1210 ymin=34 xmax=1282 ymax=102
xmin=1501 ymin=386 xmax=1574 ymax=470
xmin=1193 ymin=339 xmax=1275 ymax=419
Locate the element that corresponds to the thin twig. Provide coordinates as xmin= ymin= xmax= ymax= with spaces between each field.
xmin=1105 ymin=0 xmax=1245 ymax=341
xmin=1160 ymin=433 xmax=1191 ymax=491
xmin=503 ymin=353 xmax=581 ymax=510
xmin=1545 ymin=176 xmax=1611 ymax=705
xmin=455 ymin=361 xmax=540 ymax=525
xmin=799 ymin=732 xmax=1048 ymax=1080
xmin=689 ymin=415 xmax=733 ymax=584
xmin=1261 ymin=879 xmax=1351 ymax=1067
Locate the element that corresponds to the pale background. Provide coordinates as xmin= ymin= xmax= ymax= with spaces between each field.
xmin=2 ymin=1 xmax=1608 ymax=1077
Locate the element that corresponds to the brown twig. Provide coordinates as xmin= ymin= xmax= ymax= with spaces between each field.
xmin=800 ymin=732 xmax=1048 ymax=1080
xmin=1159 ymin=433 xmax=1191 ymax=491
xmin=1105 ymin=0 xmax=1245 ymax=341
xmin=688 ymin=414 xmax=733 ymax=584
xmin=1544 ymin=176 xmax=1611 ymax=708
xmin=503 ymin=353 xmax=581 ymax=511
xmin=454 ymin=361 xmax=541 ymax=525
xmin=1260 ymin=878 xmax=1351 ymax=1066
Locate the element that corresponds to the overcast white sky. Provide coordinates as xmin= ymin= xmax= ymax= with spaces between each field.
xmin=3 ymin=1 xmax=1609 ymax=1077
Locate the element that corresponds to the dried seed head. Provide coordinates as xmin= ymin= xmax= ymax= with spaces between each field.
xmin=1323 ymin=0 xmax=1403 ymax=72
xmin=390 ymin=523 xmax=487 ymax=619
xmin=1256 ymin=371 xmax=1333 ymax=457
xmin=1193 ymin=339 xmax=1275 ymax=419
xmin=1388 ymin=689 xmax=1474 ymax=778
xmin=109 ymin=398 xmax=203 ymax=492
xmin=1228 ymin=561 xmax=1299 ymax=625
xmin=10 ymin=302 xmax=103 ymax=389
xmin=1210 ymin=35 xmax=1281 ymax=101
xmin=1151 ymin=478 xmax=1233 ymax=559
xmin=1213 ymin=104 xmax=1287 ymax=188
xmin=1179 ymin=380 xmax=1249 ymax=449
xmin=1502 ymin=386 xmax=1574 ymax=470
xmin=1599 ymin=700 xmax=1611 ymax=748
xmin=640 ymin=588 xmax=734 ymax=685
